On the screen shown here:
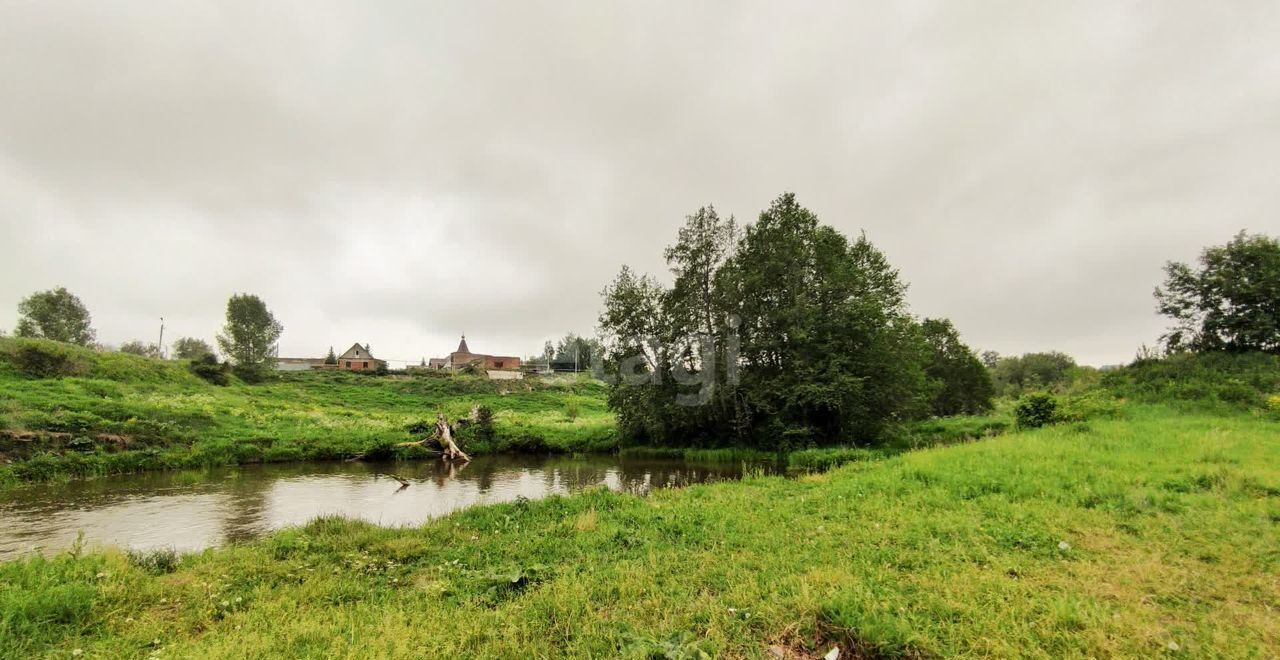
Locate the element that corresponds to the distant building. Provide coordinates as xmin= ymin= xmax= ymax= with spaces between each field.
xmin=429 ymin=335 xmax=521 ymax=372
xmin=338 ymin=342 xmax=385 ymax=371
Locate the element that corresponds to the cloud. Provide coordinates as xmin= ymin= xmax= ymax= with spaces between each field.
xmin=2 ymin=1 xmax=1278 ymax=365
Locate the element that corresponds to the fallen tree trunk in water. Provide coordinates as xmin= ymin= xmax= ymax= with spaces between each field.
xmin=397 ymin=413 xmax=470 ymax=462
xmin=435 ymin=413 xmax=471 ymax=461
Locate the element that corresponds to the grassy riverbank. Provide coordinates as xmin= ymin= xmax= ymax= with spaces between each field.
xmin=2 ymin=404 xmax=1277 ymax=657
xmin=0 ymin=338 xmax=616 ymax=485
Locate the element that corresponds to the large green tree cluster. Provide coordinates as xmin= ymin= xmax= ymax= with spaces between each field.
xmin=598 ymin=193 xmax=991 ymax=449
xmin=987 ymin=351 xmax=1078 ymax=396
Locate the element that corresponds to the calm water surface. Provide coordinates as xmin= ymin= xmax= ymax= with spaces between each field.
xmin=0 ymin=455 xmax=770 ymax=559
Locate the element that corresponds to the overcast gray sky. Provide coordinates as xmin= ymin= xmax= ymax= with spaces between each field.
xmin=2 ymin=2 xmax=1276 ymax=366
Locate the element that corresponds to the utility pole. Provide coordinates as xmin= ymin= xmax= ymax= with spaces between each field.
xmin=157 ymin=317 xmax=165 ymax=359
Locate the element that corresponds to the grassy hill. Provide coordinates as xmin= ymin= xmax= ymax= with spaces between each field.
xmin=0 ymin=338 xmax=616 ymax=485
xmin=1 ymin=403 xmax=1276 ymax=657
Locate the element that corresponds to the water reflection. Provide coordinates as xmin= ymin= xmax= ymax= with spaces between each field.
xmin=0 ymin=455 xmax=772 ymax=559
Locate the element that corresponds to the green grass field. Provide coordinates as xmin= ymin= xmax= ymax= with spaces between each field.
xmin=0 ymin=338 xmax=616 ymax=485
xmin=2 ymin=404 xmax=1276 ymax=657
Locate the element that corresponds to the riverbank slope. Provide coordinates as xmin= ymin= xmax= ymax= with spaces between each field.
xmin=0 ymin=338 xmax=615 ymax=484
xmin=2 ymin=404 xmax=1277 ymax=657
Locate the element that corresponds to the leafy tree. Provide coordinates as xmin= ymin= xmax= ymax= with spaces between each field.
xmin=990 ymin=352 xmax=1077 ymax=396
xmin=552 ymin=333 xmax=604 ymax=370
xmin=980 ymin=350 xmax=1000 ymax=370
xmin=1155 ymin=231 xmax=1280 ymax=354
xmin=13 ymin=287 xmax=96 ymax=346
xmin=599 ymin=193 xmax=940 ymax=449
xmin=664 ymin=205 xmax=738 ymax=346
xmin=171 ymin=337 xmax=215 ymax=361
xmin=921 ymin=318 xmax=994 ymax=416
xmin=325 ymin=346 xmax=338 ymax=365
xmin=215 ymin=294 xmax=283 ymax=379
xmin=119 ymin=340 xmax=162 ymax=358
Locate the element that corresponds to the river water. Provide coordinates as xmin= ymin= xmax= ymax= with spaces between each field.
xmin=0 ymin=455 xmax=770 ymax=560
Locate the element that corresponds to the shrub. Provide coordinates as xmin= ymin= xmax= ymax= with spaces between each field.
xmin=232 ymin=363 xmax=273 ymax=384
xmin=1103 ymin=351 xmax=1280 ymax=409
xmin=475 ymin=405 xmax=495 ymax=441
xmin=1015 ymin=393 xmax=1057 ymax=429
xmin=189 ymin=355 xmax=231 ymax=385
xmin=11 ymin=341 xmax=88 ymax=379
xmin=126 ymin=547 xmax=180 ymax=575
xmin=1054 ymin=389 xmax=1125 ymax=423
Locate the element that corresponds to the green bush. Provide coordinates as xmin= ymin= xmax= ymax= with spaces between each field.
xmin=189 ymin=354 xmax=231 ymax=385
xmin=1054 ymin=389 xmax=1125 ymax=423
xmin=232 ymin=363 xmax=273 ymax=384
xmin=126 ymin=547 xmax=180 ymax=575
xmin=1014 ymin=394 xmax=1057 ymax=429
xmin=1103 ymin=351 xmax=1280 ymax=409
xmin=11 ymin=341 xmax=88 ymax=379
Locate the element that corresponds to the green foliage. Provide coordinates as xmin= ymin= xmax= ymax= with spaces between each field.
xmin=215 ymin=294 xmax=283 ymax=373
xmin=171 ymin=337 xmax=215 ymax=361
xmin=989 ymin=351 xmax=1078 ymax=396
xmin=324 ymin=346 xmax=337 ymax=365
xmin=0 ymin=551 xmax=102 ymax=657
xmin=118 ymin=340 xmax=161 ymax=358
xmin=189 ymin=354 xmax=231 ymax=386
xmin=920 ymin=318 xmax=994 ymax=416
xmin=1102 ymin=350 xmax=1280 ymax=410
xmin=1014 ymin=393 xmax=1057 ymax=429
xmin=600 ymin=194 xmax=942 ymax=449
xmin=126 ymin=548 xmax=180 ymax=575
xmin=1053 ymin=389 xmax=1125 ymax=423
xmin=1155 ymin=231 xmax=1280 ymax=354
xmin=474 ymin=405 xmax=495 ymax=442
xmin=13 ymin=287 xmax=96 ymax=346
xmin=546 ymin=332 xmax=604 ymax=369
xmin=7 ymin=340 xmax=90 ymax=378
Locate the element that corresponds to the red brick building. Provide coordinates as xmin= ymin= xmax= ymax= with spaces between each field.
xmin=338 ymin=342 xmax=386 ymax=371
xmin=441 ymin=335 xmax=520 ymax=371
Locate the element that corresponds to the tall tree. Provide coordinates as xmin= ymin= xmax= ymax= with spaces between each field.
xmin=325 ymin=346 xmax=338 ymax=365
xmin=599 ymin=265 xmax=667 ymax=372
xmin=921 ymin=318 xmax=994 ymax=416
xmin=1155 ymin=231 xmax=1280 ymax=354
xmin=553 ymin=333 xmax=604 ymax=369
xmin=171 ymin=337 xmax=215 ymax=361
xmin=216 ymin=294 xmax=283 ymax=376
xmin=13 ymin=287 xmax=96 ymax=345
xmin=664 ymin=206 xmax=738 ymax=348
xmin=600 ymin=193 xmax=939 ymax=448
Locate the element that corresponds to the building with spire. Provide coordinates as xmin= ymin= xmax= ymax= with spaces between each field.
xmin=435 ymin=335 xmax=521 ymax=372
